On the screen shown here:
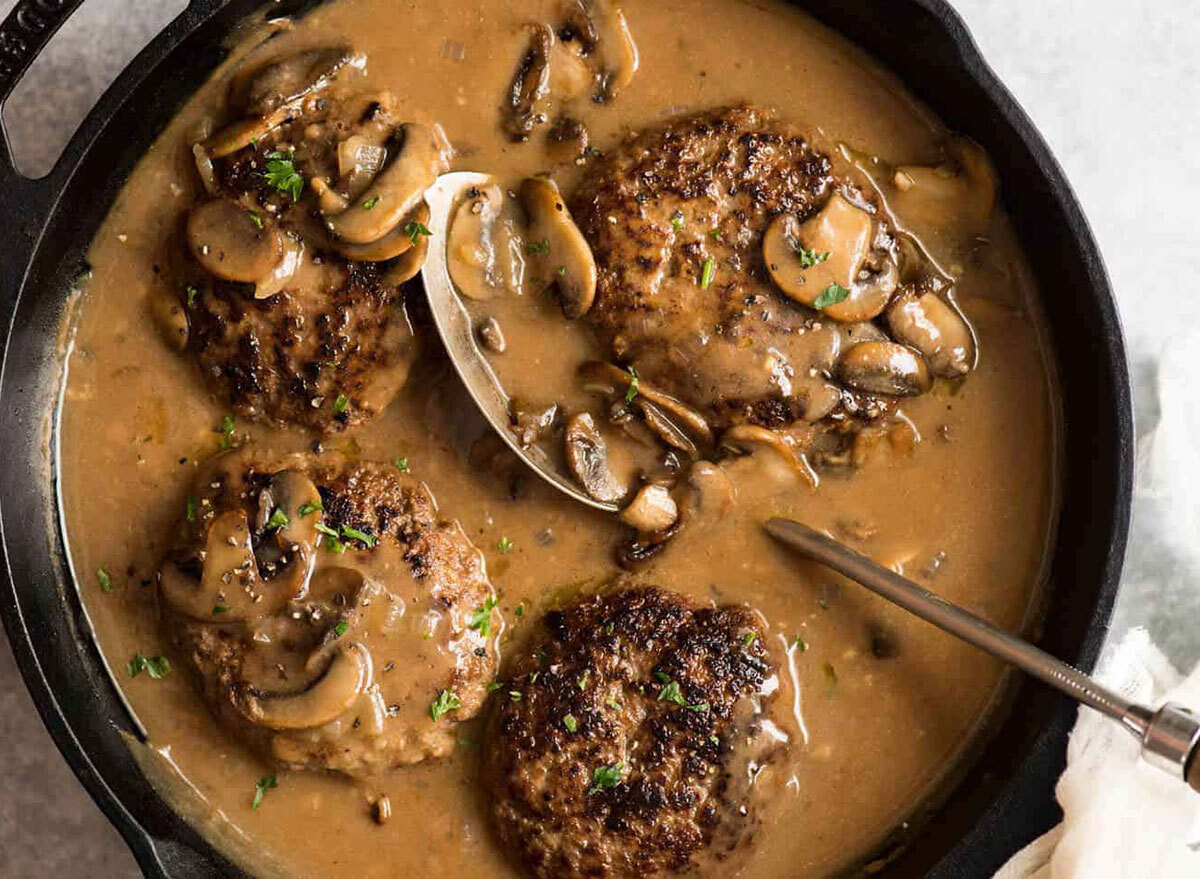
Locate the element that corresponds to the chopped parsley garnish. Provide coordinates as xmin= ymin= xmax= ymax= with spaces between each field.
xmin=394 ymin=457 xmax=409 ymax=473
xmin=469 ymin=593 xmax=499 ymax=637
xmin=514 ymin=604 xmax=524 ymax=618
xmin=563 ymin=714 xmax=579 ymax=733
xmin=251 ymin=774 xmax=277 ymax=810
xmin=497 ymin=536 xmax=514 ymax=554
xmin=487 ymin=681 xmax=504 ymax=693
xmin=587 ymin=763 xmax=624 ymax=794
xmin=185 ymin=285 xmax=198 ymax=308
xmin=605 ymin=698 xmax=621 ymax=710
xmin=248 ymin=212 xmax=264 ymax=229
xmin=670 ymin=210 xmax=685 ymax=231
xmin=818 ymin=598 xmax=830 ymax=610
xmin=315 ymin=523 xmax=345 ymax=554
xmin=812 ymin=283 xmax=851 ymax=310
xmin=657 ymin=677 xmax=708 ymax=712
xmin=709 ymin=228 xmax=723 ymax=241
xmin=624 ymin=366 xmax=639 ymax=404
xmin=340 ymin=525 xmax=377 ymax=548
xmin=361 ymin=195 xmax=381 ymax=210
xmin=264 ymin=151 xmax=304 ymax=201
xmin=333 ymin=620 xmax=349 ymax=637
xmin=404 ymin=220 xmax=432 ymax=245
xmin=332 ymin=393 xmax=350 ymax=415
xmin=266 ymin=508 xmax=290 ymax=530
xmin=96 ymin=568 xmax=113 ymax=594
xmin=794 ymin=245 xmax=830 ymax=268
xmin=791 ymin=634 xmax=808 ymax=652
xmin=557 ymin=265 xmax=567 ymax=276
xmin=699 ymin=256 xmax=716 ymax=290
xmin=127 ymin=653 xmax=171 ymax=679
xmin=577 ymin=670 xmax=590 ymax=691
xmin=185 ymin=495 xmax=196 ymax=522
xmin=509 ymin=690 xmax=523 ymax=701
xmin=654 ymin=670 xmax=671 ymax=684
xmin=297 ymin=500 xmax=322 ymax=517
xmin=213 ymin=604 xmax=231 ymax=615
xmin=525 ymin=238 xmax=551 ymax=256
xmin=219 ymin=415 xmax=236 ymax=449
xmin=430 ymin=688 xmax=462 ymax=721
xmin=742 ymin=632 xmax=757 ymax=648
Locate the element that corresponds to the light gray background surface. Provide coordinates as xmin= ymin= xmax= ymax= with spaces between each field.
xmin=1 ymin=1 xmax=1198 ymax=876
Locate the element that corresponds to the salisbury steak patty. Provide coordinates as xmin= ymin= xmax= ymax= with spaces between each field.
xmin=571 ymin=106 xmax=899 ymax=429
xmin=485 ymin=587 xmax=786 ymax=879
xmin=158 ymin=448 xmax=497 ymax=777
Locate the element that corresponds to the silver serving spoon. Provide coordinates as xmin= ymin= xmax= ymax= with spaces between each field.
xmin=422 ymin=171 xmax=619 ymax=514
xmin=765 ymin=517 xmax=1200 ymax=793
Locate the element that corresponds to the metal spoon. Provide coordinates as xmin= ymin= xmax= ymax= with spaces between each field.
xmin=422 ymin=171 xmax=619 ymax=514
xmin=764 ymin=516 xmax=1200 ymax=793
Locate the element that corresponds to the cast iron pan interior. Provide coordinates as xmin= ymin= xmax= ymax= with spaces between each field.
xmin=0 ymin=1 xmax=1133 ymax=877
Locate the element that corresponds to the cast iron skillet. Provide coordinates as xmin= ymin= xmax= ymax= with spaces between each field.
xmin=0 ymin=1 xmax=1133 ymax=877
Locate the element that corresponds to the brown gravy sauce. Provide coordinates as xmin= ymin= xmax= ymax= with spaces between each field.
xmin=59 ymin=1 xmax=1058 ymax=877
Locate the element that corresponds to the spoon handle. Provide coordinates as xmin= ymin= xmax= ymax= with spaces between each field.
xmin=764 ymin=517 xmax=1200 ymax=792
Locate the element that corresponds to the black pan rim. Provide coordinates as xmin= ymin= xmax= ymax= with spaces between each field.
xmin=0 ymin=1 xmax=1134 ymax=877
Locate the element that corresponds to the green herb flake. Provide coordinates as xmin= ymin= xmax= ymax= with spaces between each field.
xmin=508 ymin=690 xmax=523 ymax=702
xmin=252 ymin=774 xmax=278 ymax=810
xmin=557 ymin=265 xmax=567 ymax=276
xmin=266 ymin=507 xmax=290 ymax=530
xmin=405 ymin=220 xmax=432 ymax=245
xmin=657 ymin=680 xmax=686 ymax=707
xmin=185 ymin=495 xmax=197 ymax=522
xmin=794 ymin=245 xmax=830 ymax=269
xmin=710 ymin=734 xmax=720 ymax=746
xmin=248 ymin=212 xmax=264 ymax=230
xmin=333 ymin=620 xmax=349 ymax=637
xmin=361 ymin=196 xmax=381 ymax=210
xmin=699 ymin=256 xmax=716 ymax=290
xmin=487 ymin=682 xmax=504 ymax=693
xmin=127 ymin=653 xmax=171 ymax=679
xmin=430 ymin=688 xmax=462 ymax=721
xmin=468 ymin=593 xmax=500 ymax=638
xmin=708 ymin=228 xmax=723 ymax=241
xmin=812 ymin=283 xmax=851 ymax=310
xmin=742 ymin=632 xmax=757 ymax=648
xmin=624 ymin=366 xmax=639 ymax=404
xmin=525 ymin=239 xmax=551 ymax=256
xmin=97 ymin=568 xmax=113 ymax=594
xmin=654 ymin=670 xmax=671 ymax=684
xmin=264 ymin=151 xmax=304 ymax=201
xmin=332 ymin=393 xmax=350 ymax=415
xmin=587 ymin=763 xmax=624 ymax=795
xmin=514 ymin=604 xmax=525 ymax=618
xmin=577 ymin=670 xmax=590 ymax=691
xmin=686 ymin=702 xmax=710 ymax=713
xmin=605 ymin=698 xmax=621 ymax=710
xmin=186 ymin=285 xmax=198 ymax=308
xmin=818 ymin=598 xmax=830 ymax=610
xmin=497 ymin=536 xmax=514 ymax=555
xmin=791 ymin=634 xmax=808 ymax=652
xmin=670 ymin=210 xmax=685 ymax=231
xmin=563 ymin=714 xmax=579 ymax=733
xmin=323 ymin=534 xmax=346 ymax=554
xmin=298 ymin=500 xmax=323 ymax=517
xmin=213 ymin=604 xmax=231 ymax=615
xmin=340 ymin=525 xmax=377 ymax=548
xmin=394 ymin=457 xmax=409 ymax=473
xmin=219 ymin=414 xmax=236 ymax=449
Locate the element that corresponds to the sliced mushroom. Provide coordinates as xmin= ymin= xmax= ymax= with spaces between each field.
xmin=232 ymin=47 xmax=355 ymax=118
xmin=837 ymin=341 xmax=932 ymax=397
xmin=886 ymin=291 xmax=977 ymax=377
xmin=519 ymin=176 xmax=597 ymax=318
xmin=503 ymin=23 xmax=554 ymax=141
xmin=578 ymin=361 xmax=713 ymax=444
xmin=563 ymin=0 xmax=640 ymax=101
xmin=633 ymin=398 xmax=697 ymax=457
xmin=892 ymin=136 xmax=998 ymax=228
xmin=564 ymin=412 xmax=628 ymax=503
xmin=243 ymin=642 xmax=371 ymax=730
xmin=253 ymin=233 xmax=304 ymax=300
xmin=719 ymin=424 xmax=817 ymax=489
xmin=191 ymin=143 xmax=218 ymax=195
xmin=268 ymin=471 xmax=322 ymax=550
xmin=187 ymin=198 xmax=283 ymax=283
xmin=326 ymin=123 xmax=451 ymax=245
xmin=203 ymin=110 xmax=290 ymax=159
xmin=677 ymin=461 xmax=736 ymax=527
xmin=379 ymin=225 xmax=430 ymax=286
xmin=149 ymin=284 xmax=189 ymax=351
xmin=159 ymin=510 xmax=261 ymax=621
xmin=763 ymin=194 xmax=898 ymax=322
xmin=311 ymin=176 xmax=351 ymax=214
xmin=447 ymin=184 xmax=524 ymax=300
xmin=546 ymin=116 xmax=589 ymax=163
xmin=331 ymin=202 xmax=428 ymax=262
xmin=619 ymin=484 xmax=678 ymax=533
xmin=478 ymin=316 xmax=506 ymax=353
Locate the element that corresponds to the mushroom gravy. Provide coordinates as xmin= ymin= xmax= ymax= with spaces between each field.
xmin=58 ymin=1 xmax=1058 ymax=878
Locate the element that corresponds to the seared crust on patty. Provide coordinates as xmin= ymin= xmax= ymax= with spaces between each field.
xmin=485 ymin=587 xmax=785 ymax=879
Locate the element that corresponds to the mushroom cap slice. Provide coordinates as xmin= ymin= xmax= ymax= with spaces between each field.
xmin=160 ymin=509 xmax=260 ymax=621
xmin=187 ymin=198 xmax=284 ymax=283
xmin=886 ymin=291 xmax=977 ymax=378
xmin=268 ymin=471 xmax=322 ymax=548
xmin=564 ymin=412 xmax=628 ymax=504
xmin=892 ymin=136 xmax=998 ymax=228
xmin=503 ymin=23 xmax=554 ymax=141
xmin=580 ymin=0 xmax=640 ymax=100
xmin=232 ymin=47 xmax=355 ymax=118
xmin=519 ymin=176 xmax=598 ymax=318
xmin=619 ymin=484 xmax=678 ymax=533
xmin=325 ymin=123 xmax=451 ymax=246
xmin=578 ymin=361 xmax=713 ymax=444
xmin=243 ymin=642 xmax=372 ymax=731
xmin=447 ymin=184 xmax=521 ymax=301
xmin=837 ymin=341 xmax=932 ymax=397
xmin=764 ymin=195 xmax=898 ymax=323
xmin=149 ymin=284 xmax=189 ymax=351
xmin=379 ymin=224 xmax=431 ymax=286
xmin=203 ymin=109 xmax=290 ymax=160
xmin=719 ymin=424 xmax=816 ymax=489
xmin=331 ymin=202 xmax=428 ymax=262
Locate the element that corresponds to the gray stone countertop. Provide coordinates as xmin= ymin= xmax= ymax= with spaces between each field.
xmin=1 ymin=1 xmax=1197 ymax=876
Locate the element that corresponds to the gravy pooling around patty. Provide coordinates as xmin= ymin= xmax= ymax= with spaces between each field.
xmin=59 ymin=2 xmax=1058 ymax=878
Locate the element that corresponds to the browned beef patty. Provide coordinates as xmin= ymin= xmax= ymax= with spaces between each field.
xmin=484 ymin=587 xmax=787 ymax=879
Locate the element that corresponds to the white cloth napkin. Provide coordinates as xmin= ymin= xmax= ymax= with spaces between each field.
xmin=995 ymin=329 xmax=1200 ymax=878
